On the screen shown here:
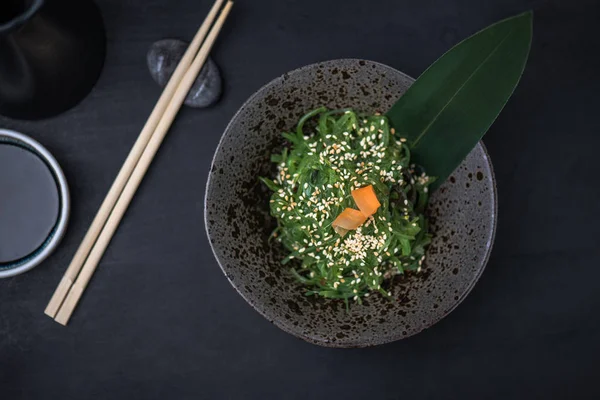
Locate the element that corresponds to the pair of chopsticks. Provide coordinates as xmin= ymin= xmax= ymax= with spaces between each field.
xmin=44 ymin=0 xmax=234 ymax=325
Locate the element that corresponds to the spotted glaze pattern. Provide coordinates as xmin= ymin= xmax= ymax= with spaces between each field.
xmin=205 ymin=59 xmax=497 ymax=347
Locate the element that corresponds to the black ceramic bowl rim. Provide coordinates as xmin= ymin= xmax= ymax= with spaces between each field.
xmin=0 ymin=129 xmax=70 ymax=278
xmin=0 ymin=0 xmax=44 ymax=34
xmin=205 ymin=59 xmax=498 ymax=346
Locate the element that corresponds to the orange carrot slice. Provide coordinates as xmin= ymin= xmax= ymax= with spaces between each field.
xmin=332 ymin=225 xmax=350 ymax=237
xmin=332 ymin=208 xmax=368 ymax=232
xmin=351 ymin=185 xmax=381 ymax=217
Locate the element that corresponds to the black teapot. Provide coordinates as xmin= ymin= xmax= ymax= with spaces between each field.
xmin=0 ymin=0 xmax=106 ymax=120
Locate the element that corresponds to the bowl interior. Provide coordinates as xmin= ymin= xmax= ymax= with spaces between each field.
xmin=0 ymin=129 xmax=70 ymax=279
xmin=205 ymin=59 xmax=496 ymax=347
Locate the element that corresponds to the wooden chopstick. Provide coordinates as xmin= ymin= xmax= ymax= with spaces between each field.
xmin=53 ymin=1 xmax=234 ymax=325
xmin=44 ymin=0 xmax=226 ymax=319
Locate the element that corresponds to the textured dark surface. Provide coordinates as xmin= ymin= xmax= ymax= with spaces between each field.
xmin=206 ymin=59 xmax=497 ymax=347
xmin=147 ymin=39 xmax=222 ymax=108
xmin=1 ymin=0 xmax=599 ymax=398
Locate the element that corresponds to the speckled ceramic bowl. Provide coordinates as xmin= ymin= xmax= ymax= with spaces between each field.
xmin=205 ymin=59 xmax=497 ymax=347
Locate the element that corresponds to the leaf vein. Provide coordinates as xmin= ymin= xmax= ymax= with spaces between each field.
xmin=410 ymin=28 xmax=515 ymax=148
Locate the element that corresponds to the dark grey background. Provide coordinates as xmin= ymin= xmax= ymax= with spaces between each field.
xmin=1 ymin=0 xmax=599 ymax=398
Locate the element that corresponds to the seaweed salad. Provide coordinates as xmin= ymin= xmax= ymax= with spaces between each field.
xmin=261 ymin=107 xmax=434 ymax=305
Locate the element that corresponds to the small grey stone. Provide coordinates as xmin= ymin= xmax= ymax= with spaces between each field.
xmin=147 ymin=39 xmax=222 ymax=108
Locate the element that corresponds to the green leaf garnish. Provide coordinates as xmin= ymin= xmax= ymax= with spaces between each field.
xmin=387 ymin=11 xmax=533 ymax=190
